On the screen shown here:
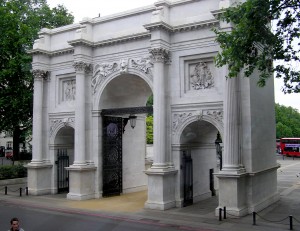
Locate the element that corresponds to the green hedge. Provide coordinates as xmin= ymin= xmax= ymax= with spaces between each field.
xmin=0 ymin=164 xmax=27 ymax=180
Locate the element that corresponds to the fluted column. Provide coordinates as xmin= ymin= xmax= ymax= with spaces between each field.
xmin=222 ymin=76 xmax=244 ymax=173
xmin=149 ymin=48 xmax=170 ymax=169
xmin=73 ymin=61 xmax=91 ymax=166
xmin=31 ymin=69 xmax=48 ymax=165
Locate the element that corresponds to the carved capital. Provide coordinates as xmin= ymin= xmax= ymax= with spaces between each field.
xmin=149 ymin=48 xmax=171 ymax=63
xmin=73 ymin=61 xmax=92 ymax=73
xmin=32 ymin=69 xmax=48 ymax=80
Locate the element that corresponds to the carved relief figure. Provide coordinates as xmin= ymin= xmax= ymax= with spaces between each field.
xmin=64 ymin=79 xmax=76 ymax=101
xmin=120 ymin=59 xmax=128 ymax=73
xmin=131 ymin=57 xmax=153 ymax=75
xmin=92 ymin=62 xmax=119 ymax=93
xmin=190 ymin=62 xmax=214 ymax=90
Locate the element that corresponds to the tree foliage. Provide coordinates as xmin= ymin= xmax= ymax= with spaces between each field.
xmin=146 ymin=116 xmax=153 ymax=144
xmin=214 ymin=0 xmax=300 ymax=93
xmin=275 ymin=104 xmax=300 ymax=138
xmin=0 ymin=0 xmax=74 ymax=158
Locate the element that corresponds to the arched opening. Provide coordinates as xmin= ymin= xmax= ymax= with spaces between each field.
xmin=179 ymin=120 xmax=221 ymax=206
xmin=54 ymin=126 xmax=74 ymax=193
xmin=99 ymin=73 xmax=152 ymax=196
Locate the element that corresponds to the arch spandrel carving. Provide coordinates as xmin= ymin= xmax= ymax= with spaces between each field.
xmin=92 ymin=57 xmax=154 ymax=109
xmin=172 ymin=109 xmax=224 ymax=144
xmin=49 ymin=117 xmax=75 ymax=139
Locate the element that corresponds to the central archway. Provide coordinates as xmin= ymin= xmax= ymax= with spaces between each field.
xmin=98 ymin=73 xmax=153 ymax=197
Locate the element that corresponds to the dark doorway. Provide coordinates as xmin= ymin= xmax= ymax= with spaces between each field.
xmin=102 ymin=116 xmax=123 ymax=197
xmin=56 ymin=149 xmax=69 ymax=193
xmin=183 ymin=150 xmax=193 ymax=207
xmin=209 ymin=168 xmax=216 ymax=196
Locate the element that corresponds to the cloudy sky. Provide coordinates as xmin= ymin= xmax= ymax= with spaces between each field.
xmin=47 ymin=0 xmax=299 ymax=111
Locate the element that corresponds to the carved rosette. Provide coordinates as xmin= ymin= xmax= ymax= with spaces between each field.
xmin=50 ymin=117 xmax=75 ymax=136
xmin=32 ymin=69 xmax=48 ymax=80
xmin=149 ymin=48 xmax=171 ymax=63
xmin=73 ymin=61 xmax=92 ymax=73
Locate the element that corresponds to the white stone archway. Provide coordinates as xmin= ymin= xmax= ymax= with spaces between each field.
xmin=28 ymin=0 xmax=278 ymax=216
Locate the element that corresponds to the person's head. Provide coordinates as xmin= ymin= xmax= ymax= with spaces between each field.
xmin=10 ymin=217 xmax=20 ymax=231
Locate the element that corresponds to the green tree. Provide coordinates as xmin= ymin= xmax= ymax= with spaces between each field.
xmin=214 ymin=0 xmax=300 ymax=93
xmin=146 ymin=116 xmax=153 ymax=144
xmin=0 ymin=0 xmax=74 ymax=160
xmin=275 ymin=104 xmax=300 ymax=138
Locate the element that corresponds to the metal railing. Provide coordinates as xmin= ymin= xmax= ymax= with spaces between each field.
xmin=0 ymin=186 xmax=28 ymax=197
xmin=218 ymin=207 xmax=300 ymax=230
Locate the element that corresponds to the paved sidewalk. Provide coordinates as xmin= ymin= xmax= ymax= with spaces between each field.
xmin=1 ymin=155 xmax=300 ymax=231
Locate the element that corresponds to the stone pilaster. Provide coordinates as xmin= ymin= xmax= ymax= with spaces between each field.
xmin=72 ymin=61 xmax=91 ymax=166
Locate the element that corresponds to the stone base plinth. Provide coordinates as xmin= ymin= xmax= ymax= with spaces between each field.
xmin=26 ymin=163 xmax=53 ymax=195
xmin=144 ymin=168 xmax=177 ymax=210
xmin=66 ymin=165 xmax=97 ymax=200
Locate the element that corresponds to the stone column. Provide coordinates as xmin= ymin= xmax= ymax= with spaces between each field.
xmin=222 ymin=76 xmax=244 ymax=173
xmin=27 ymin=69 xmax=52 ymax=195
xmin=149 ymin=47 xmax=170 ymax=169
xmin=67 ymin=61 xmax=96 ymax=201
xmin=31 ymin=69 xmax=48 ymax=165
xmin=72 ymin=61 xmax=91 ymax=166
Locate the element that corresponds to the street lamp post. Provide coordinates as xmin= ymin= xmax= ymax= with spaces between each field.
xmin=215 ymin=132 xmax=222 ymax=171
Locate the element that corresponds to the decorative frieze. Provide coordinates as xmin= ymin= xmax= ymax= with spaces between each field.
xmin=32 ymin=69 xmax=49 ymax=80
xmin=50 ymin=117 xmax=75 ymax=136
xmin=172 ymin=112 xmax=193 ymax=134
xmin=206 ymin=110 xmax=223 ymax=123
xmin=92 ymin=62 xmax=119 ymax=93
xmin=149 ymin=48 xmax=171 ymax=63
xmin=172 ymin=109 xmax=223 ymax=134
xmin=131 ymin=56 xmax=153 ymax=76
xmin=92 ymin=57 xmax=154 ymax=94
xmin=120 ymin=59 xmax=129 ymax=74
xmin=73 ymin=61 xmax=92 ymax=73
xmin=190 ymin=62 xmax=214 ymax=90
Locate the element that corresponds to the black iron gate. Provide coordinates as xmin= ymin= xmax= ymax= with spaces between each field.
xmin=56 ymin=149 xmax=69 ymax=193
xmin=183 ymin=150 xmax=193 ymax=207
xmin=102 ymin=116 xmax=123 ymax=197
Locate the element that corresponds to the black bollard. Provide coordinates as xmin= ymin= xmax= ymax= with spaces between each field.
xmin=219 ymin=208 xmax=222 ymax=221
xmin=5 ymin=186 xmax=7 ymax=195
xmin=223 ymin=206 xmax=226 ymax=219
xmin=26 ymin=187 xmax=28 ymax=196
xmin=289 ymin=215 xmax=293 ymax=230
xmin=253 ymin=212 xmax=256 ymax=225
xmin=19 ymin=188 xmax=22 ymax=197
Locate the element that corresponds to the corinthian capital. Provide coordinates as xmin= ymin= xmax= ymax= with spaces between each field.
xmin=149 ymin=48 xmax=171 ymax=63
xmin=32 ymin=69 xmax=48 ymax=80
xmin=73 ymin=61 xmax=92 ymax=73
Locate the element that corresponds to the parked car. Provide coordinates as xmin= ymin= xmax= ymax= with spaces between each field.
xmin=5 ymin=149 xmax=13 ymax=160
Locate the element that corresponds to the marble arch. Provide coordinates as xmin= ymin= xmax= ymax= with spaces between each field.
xmin=28 ymin=0 xmax=278 ymax=216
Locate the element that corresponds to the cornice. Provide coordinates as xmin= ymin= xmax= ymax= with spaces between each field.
xmin=173 ymin=19 xmax=219 ymax=32
xmin=28 ymin=19 xmax=218 ymax=57
xmin=68 ymin=39 xmax=94 ymax=47
xmin=144 ymin=21 xmax=173 ymax=32
xmin=28 ymin=47 xmax=74 ymax=56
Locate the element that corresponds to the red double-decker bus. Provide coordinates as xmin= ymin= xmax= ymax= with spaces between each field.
xmin=280 ymin=138 xmax=300 ymax=157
